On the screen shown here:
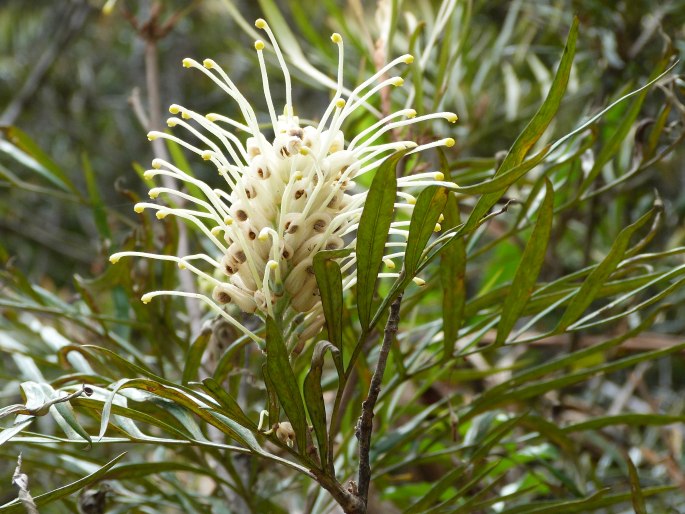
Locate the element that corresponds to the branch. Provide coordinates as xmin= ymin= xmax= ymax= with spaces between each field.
xmin=355 ymin=294 xmax=403 ymax=507
xmin=127 ymin=1 xmax=203 ymax=338
xmin=0 ymin=1 xmax=91 ymax=125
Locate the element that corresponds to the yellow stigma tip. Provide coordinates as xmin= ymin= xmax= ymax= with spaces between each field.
xmin=202 ymin=59 xmax=214 ymax=69
xmin=156 ymin=211 xmax=168 ymax=220
xmin=206 ymin=113 xmax=218 ymax=121
xmin=255 ymin=40 xmax=265 ymax=51
xmin=166 ymin=119 xmax=177 ymax=127
xmin=434 ymin=172 xmax=445 ymax=181
xmin=268 ymin=260 xmax=279 ymax=270
xmin=109 ymin=255 xmax=120 ymax=264
xmin=147 ymin=133 xmax=157 ymax=141
xmin=413 ymin=277 xmax=426 ymax=286
xmin=169 ymin=105 xmax=180 ymax=114
xmin=383 ymin=258 xmax=396 ymax=269
xmin=404 ymin=54 xmax=414 ymax=64
xmin=151 ymin=159 xmax=162 ymax=169
xmin=134 ymin=204 xmax=145 ymax=213
xmin=299 ymin=147 xmax=309 ymax=155
xmin=211 ymin=227 xmax=222 ymax=236
xmin=294 ymin=171 xmax=303 ymax=180
xmin=331 ymin=33 xmax=342 ymax=43
xmin=148 ymin=190 xmax=159 ymax=199
xmin=224 ymin=217 xmax=233 ymax=226
xmin=182 ymin=58 xmax=192 ymax=68
xmin=141 ymin=294 xmax=152 ymax=304
xmin=178 ymin=262 xmax=187 ymax=270
xmin=407 ymin=109 xmax=417 ymax=118
xmin=392 ymin=77 xmax=404 ymax=87
xmin=438 ymin=213 xmax=445 ymax=222
xmin=407 ymin=195 xmax=417 ymax=205
xmin=434 ymin=223 xmax=442 ymax=232
xmin=447 ymin=113 xmax=458 ymax=123
xmin=335 ymin=99 xmax=346 ymax=109
xmin=445 ymin=138 xmax=455 ymax=148
xmin=255 ymin=18 xmax=267 ymax=29
xmin=201 ymin=151 xmax=213 ymax=161
xmin=181 ymin=111 xmax=190 ymax=120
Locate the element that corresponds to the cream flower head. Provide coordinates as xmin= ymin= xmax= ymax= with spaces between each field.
xmin=111 ymin=19 xmax=456 ymax=344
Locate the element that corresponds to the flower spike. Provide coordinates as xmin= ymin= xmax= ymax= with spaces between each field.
xmin=113 ymin=24 xmax=457 ymax=345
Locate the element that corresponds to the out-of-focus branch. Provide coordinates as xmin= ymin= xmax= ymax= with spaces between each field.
xmin=1 ymin=1 xmax=91 ymax=125
xmin=123 ymin=1 xmax=203 ymax=338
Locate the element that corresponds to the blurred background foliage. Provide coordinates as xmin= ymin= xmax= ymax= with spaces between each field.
xmin=1 ymin=0 xmax=685 ymax=513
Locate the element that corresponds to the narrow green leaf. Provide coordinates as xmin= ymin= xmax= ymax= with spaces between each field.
xmin=0 ymin=419 xmax=33 ymax=447
xmin=497 ymin=486 xmax=675 ymax=514
xmin=0 ymin=126 xmax=78 ymax=194
xmin=105 ymin=461 xmax=235 ymax=490
xmin=17 ymin=382 xmax=91 ymax=444
xmin=404 ymin=463 xmax=469 ymax=514
xmin=97 ymin=378 xmax=260 ymax=450
xmin=472 ymin=310 xmax=659 ymax=412
xmin=201 ymin=377 xmax=256 ymax=430
xmin=464 ymin=340 xmax=685 ymax=422
xmin=465 ymin=17 xmax=578 ymax=229
xmin=563 ymin=413 xmax=685 ymax=433
xmin=356 ymin=149 xmax=406 ymax=329
xmin=440 ymin=193 xmax=466 ymax=359
xmin=313 ymin=249 xmax=351 ymax=368
xmin=555 ymin=208 xmax=654 ymax=331
xmin=577 ymin=58 xmax=668 ymax=199
xmin=0 ymin=453 xmax=126 ymax=513
xmin=262 ymin=363 xmax=280 ymax=428
xmin=500 ymin=17 xmax=578 ymax=169
xmin=495 ymin=179 xmax=554 ymax=345
xmin=51 ymin=397 xmax=92 ymax=445
xmin=182 ymin=329 xmax=211 ymax=385
xmin=81 ymin=152 xmax=111 ymax=239
xmin=447 ymin=146 xmax=549 ymax=196
xmin=626 ymin=453 xmax=647 ymax=514
xmin=404 ymin=186 xmax=448 ymax=275
xmin=645 ymin=104 xmax=671 ymax=159
xmin=265 ymin=317 xmax=308 ymax=454
xmin=438 ymin=150 xmax=466 ymax=359
xmin=303 ymin=341 xmax=338 ymax=473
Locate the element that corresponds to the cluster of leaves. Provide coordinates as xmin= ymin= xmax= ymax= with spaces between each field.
xmin=1 ymin=1 xmax=685 ymax=513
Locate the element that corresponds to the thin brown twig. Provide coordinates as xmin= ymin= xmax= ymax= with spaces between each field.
xmin=355 ymin=294 xmax=403 ymax=508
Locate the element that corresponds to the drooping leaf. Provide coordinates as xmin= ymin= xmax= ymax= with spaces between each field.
xmin=495 ymin=179 xmax=554 ymax=345
xmin=201 ymin=377 xmax=256 ymax=430
xmin=182 ymin=329 xmax=212 ymax=385
xmin=404 ymin=186 xmax=448 ymax=276
xmin=555 ymin=208 xmax=655 ymax=332
xmin=465 ymin=17 xmax=578 ymax=229
xmin=0 ymin=453 xmax=126 ymax=513
xmin=313 ymin=248 xmax=352 ymax=368
xmin=82 ymin=152 xmax=111 ymax=239
xmin=265 ymin=317 xmax=308 ymax=454
xmin=356 ymin=149 xmax=407 ymax=329
xmin=303 ymin=341 xmax=338 ymax=473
